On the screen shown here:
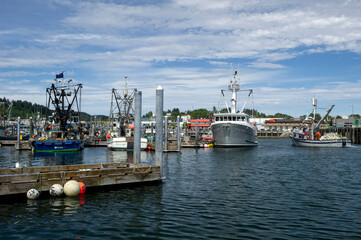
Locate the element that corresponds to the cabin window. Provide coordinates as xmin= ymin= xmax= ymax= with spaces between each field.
xmin=232 ymin=117 xmax=236 ymax=121
xmin=241 ymin=117 xmax=245 ymax=121
xmin=237 ymin=116 xmax=240 ymax=121
xmin=216 ymin=117 xmax=219 ymax=121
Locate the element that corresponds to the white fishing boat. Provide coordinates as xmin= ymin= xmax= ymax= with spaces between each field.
xmin=106 ymin=79 xmax=148 ymax=151
xmin=290 ymin=98 xmax=351 ymax=147
xmin=211 ymin=71 xmax=258 ymax=147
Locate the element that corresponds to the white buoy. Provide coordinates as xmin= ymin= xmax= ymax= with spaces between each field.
xmin=27 ymin=189 xmax=39 ymax=200
xmin=63 ymin=180 xmax=80 ymax=197
xmin=49 ymin=184 xmax=64 ymax=197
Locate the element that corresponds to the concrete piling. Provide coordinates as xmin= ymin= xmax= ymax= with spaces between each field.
xmin=164 ymin=116 xmax=168 ymax=151
xmin=177 ymin=115 xmax=181 ymax=151
xmin=16 ymin=117 xmax=20 ymax=150
xmin=155 ymin=86 xmax=164 ymax=175
xmin=133 ymin=91 xmax=142 ymax=164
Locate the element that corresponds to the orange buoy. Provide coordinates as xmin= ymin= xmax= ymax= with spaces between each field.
xmin=129 ymin=124 xmax=134 ymax=130
xmin=106 ymin=134 xmax=111 ymax=139
xmin=78 ymin=182 xmax=86 ymax=194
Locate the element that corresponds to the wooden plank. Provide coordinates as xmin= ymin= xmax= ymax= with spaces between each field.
xmin=0 ymin=163 xmax=161 ymax=196
xmin=0 ymin=162 xmax=134 ymax=175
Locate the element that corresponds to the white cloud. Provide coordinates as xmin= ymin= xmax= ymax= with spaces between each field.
xmin=1 ymin=0 xmax=361 ymax=116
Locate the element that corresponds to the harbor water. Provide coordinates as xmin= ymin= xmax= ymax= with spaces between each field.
xmin=1 ymin=138 xmax=361 ymax=239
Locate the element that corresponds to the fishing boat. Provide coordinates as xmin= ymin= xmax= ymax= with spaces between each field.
xmin=30 ymin=72 xmax=83 ymax=152
xmin=106 ymin=78 xmax=148 ymax=151
xmin=211 ymin=71 xmax=258 ymax=147
xmin=290 ymin=98 xmax=351 ymax=147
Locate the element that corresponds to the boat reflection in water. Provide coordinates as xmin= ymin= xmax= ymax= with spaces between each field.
xmin=33 ymin=151 xmax=84 ymax=166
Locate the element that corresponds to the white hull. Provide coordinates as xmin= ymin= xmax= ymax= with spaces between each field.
xmin=107 ymin=137 xmax=148 ymax=151
xmin=290 ymin=136 xmax=351 ymax=147
xmin=211 ymin=119 xmax=258 ymax=147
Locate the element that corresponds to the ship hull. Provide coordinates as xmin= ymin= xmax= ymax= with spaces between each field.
xmin=290 ymin=136 xmax=351 ymax=147
xmin=211 ymin=122 xmax=258 ymax=147
xmin=31 ymin=140 xmax=83 ymax=152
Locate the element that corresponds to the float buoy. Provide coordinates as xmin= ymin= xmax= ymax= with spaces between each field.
xmin=106 ymin=134 xmax=111 ymax=139
xmin=78 ymin=182 xmax=86 ymax=194
xmin=129 ymin=124 xmax=134 ymax=130
xmin=27 ymin=189 xmax=40 ymax=200
xmin=49 ymin=184 xmax=63 ymax=197
xmin=64 ymin=180 xmax=80 ymax=197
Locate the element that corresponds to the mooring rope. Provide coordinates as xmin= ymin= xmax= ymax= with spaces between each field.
xmin=134 ymin=165 xmax=152 ymax=174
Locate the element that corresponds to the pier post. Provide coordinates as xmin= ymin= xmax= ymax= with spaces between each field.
xmin=134 ymin=91 xmax=142 ymax=164
xmin=177 ymin=115 xmax=181 ymax=151
xmin=195 ymin=121 xmax=199 ymax=148
xmin=164 ymin=116 xmax=168 ymax=151
xmin=155 ymin=86 xmax=164 ymax=175
xmin=16 ymin=117 xmax=20 ymax=150
xmin=29 ymin=117 xmax=33 ymax=137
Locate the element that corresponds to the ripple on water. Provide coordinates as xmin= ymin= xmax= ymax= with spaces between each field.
xmin=1 ymin=139 xmax=361 ymax=239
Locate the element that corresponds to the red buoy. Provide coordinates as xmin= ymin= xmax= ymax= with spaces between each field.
xmin=78 ymin=182 xmax=86 ymax=194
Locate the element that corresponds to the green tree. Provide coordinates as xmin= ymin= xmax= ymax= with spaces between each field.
xmin=143 ymin=111 xmax=153 ymax=118
xmin=189 ymin=108 xmax=210 ymax=119
xmin=171 ymin=108 xmax=180 ymax=119
xmin=350 ymin=114 xmax=361 ymax=119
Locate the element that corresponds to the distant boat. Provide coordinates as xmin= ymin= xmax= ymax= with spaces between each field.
xmin=290 ymin=98 xmax=351 ymax=147
xmin=31 ymin=130 xmax=82 ymax=152
xmin=0 ymin=124 xmax=30 ymax=140
xmin=30 ymin=73 xmax=83 ymax=152
xmin=211 ymin=71 xmax=258 ymax=147
xmin=107 ymin=79 xmax=148 ymax=151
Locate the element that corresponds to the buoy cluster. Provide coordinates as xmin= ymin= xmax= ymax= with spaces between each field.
xmin=26 ymin=180 xmax=86 ymax=200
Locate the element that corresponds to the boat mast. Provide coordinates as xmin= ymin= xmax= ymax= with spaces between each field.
xmin=314 ymin=104 xmax=335 ymax=131
xmin=310 ymin=98 xmax=317 ymax=140
xmin=228 ymin=71 xmax=240 ymax=114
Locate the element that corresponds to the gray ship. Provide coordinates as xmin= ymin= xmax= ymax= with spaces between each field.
xmin=211 ymin=71 xmax=258 ymax=147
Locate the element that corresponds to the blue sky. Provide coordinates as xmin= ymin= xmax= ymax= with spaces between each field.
xmin=1 ymin=0 xmax=361 ymax=117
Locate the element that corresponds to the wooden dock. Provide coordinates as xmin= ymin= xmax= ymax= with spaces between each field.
xmin=0 ymin=140 xmax=31 ymax=149
xmin=0 ymin=162 xmax=161 ymax=197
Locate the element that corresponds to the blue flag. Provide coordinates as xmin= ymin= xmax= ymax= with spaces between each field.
xmin=56 ymin=72 xmax=64 ymax=78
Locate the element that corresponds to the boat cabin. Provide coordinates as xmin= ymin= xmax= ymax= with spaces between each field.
xmin=213 ymin=114 xmax=250 ymax=123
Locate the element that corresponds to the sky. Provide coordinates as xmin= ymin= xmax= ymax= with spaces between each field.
xmin=1 ymin=0 xmax=361 ymax=118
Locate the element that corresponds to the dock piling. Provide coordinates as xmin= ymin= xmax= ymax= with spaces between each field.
xmin=155 ymin=86 xmax=164 ymax=175
xmin=195 ymin=121 xmax=199 ymax=148
xmin=164 ymin=116 xmax=168 ymax=151
xmin=16 ymin=117 xmax=20 ymax=150
xmin=29 ymin=117 xmax=33 ymax=137
xmin=134 ymin=90 xmax=142 ymax=164
xmin=177 ymin=115 xmax=181 ymax=151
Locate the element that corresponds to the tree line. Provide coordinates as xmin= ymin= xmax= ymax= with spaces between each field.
xmin=2 ymin=97 xmax=358 ymax=122
xmin=0 ymin=97 xmax=94 ymax=121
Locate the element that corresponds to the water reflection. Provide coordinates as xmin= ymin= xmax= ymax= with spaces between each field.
xmin=33 ymin=151 xmax=84 ymax=166
xmin=106 ymin=150 xmax=151 ymax=164
xmin=106 ymin=150 xmax=134 ymax=163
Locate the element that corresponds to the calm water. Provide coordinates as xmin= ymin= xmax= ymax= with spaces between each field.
xmin=1 ymin=139 xmax=361 ymax=239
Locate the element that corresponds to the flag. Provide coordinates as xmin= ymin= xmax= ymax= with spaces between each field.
xmin=56 ymin=72 xmax=64 ymax=78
